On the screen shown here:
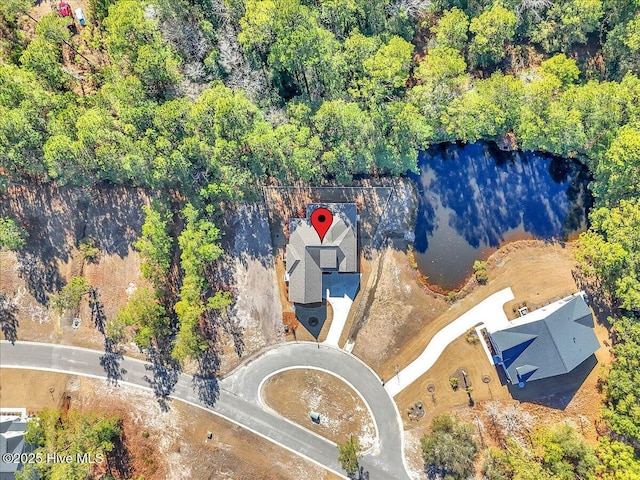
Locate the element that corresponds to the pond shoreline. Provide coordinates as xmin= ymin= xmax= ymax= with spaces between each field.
xmin=409 ymin=141 xmax=592 ymax=291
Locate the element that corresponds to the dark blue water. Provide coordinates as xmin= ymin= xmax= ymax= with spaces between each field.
xmin=410 ymin=142 xmax=591 ymax=290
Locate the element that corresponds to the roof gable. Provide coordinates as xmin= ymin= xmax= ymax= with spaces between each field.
xmin=544 ymin=296 xmax=601 ymax=372
xmin=490 ymin=294 xmax=599 ymax=384
xmin=285 ymin=204 xmax=358 ymax=304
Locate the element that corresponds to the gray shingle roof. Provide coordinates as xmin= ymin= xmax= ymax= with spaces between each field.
xmin=285 ymin=204 xmax=358 ymax=304
xmin=1 ymin=414 xmax=27 ymax=476
xmin=489 ymin=294 xmax=600 ymax=385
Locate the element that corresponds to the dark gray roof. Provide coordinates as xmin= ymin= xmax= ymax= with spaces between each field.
xmin=285 ymin=204 xmax=358 ymax=304
xmin=1 ymin=415 xmax=27 ymax=476
xmin=489 ymin=294 xmax=600 ymax=384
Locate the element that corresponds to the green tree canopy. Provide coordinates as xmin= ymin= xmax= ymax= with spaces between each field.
xmin=0 ymin=0 xmax=34 ymax=23
xmin=603 ymin=315 xmax=640 ymax=441
xmin=529 ymin=0 xmax=604 ymax=53
xmin=19 ymin=408 xmax=121 ymax=480
xmin=596 ymin=437 xmax=640 ymax=480
xmin=420 ymin=413 xmax=478 ymax=479
xmin=539 ymin=54 xmax=580 ymax=87
xmin=112 ymin=286 xmax=170 ymax=349
xmin=20 ymin=37 xmax=66 ymax=90
xmin=312 ymin=99 xmax=375 ymax=181
xmin=593 ymin=125 xmax=640 ymax=204
xmin=135 ymin=203 xmax=173 ymax=292
xmin=534 ymin=424 xmax=599 ymax=479
xmin=576 ymin=199 xmax=640 ymax=310
xmin=483 ymin=424 xmax=599 ymax=480
xmin=443 ymin=72 xmax=523 ymax=143
xmin=415 ymin=46 xmax=467 ymax=87
xmin=49 ymin=277 xmax=90 ymax=314
xmin=468 ymin=4 xmax=517 ymax=68
xmin=359 ymin=36 xmax=414 ymax=101
xmin=337 ymin=435 xmax=361 ymax=477
xmin=0 ymin=216 xmax=27 ymax=251
xmin=430 ymin=7 xmax=469 ymax=51
xmin=604 ymin=13 xmax=640 ymax=78
xmin=172 ymin=203 xmax=229 ymax=363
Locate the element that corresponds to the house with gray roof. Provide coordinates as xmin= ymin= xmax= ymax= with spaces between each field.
xmin=285 ymin=204 xmax=358 ymax=305
xmin=1 ymin=409 xmax=29 ymax=480
xmin=487 ymin=293 xmax=600 ymax=388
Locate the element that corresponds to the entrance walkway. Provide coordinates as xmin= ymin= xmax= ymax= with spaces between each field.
xmin=385 ymin=288 xmax=514 ymax=397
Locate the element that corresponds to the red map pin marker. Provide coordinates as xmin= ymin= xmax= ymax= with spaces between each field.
xmin=310 ymin=207 xmax=333 ymax=242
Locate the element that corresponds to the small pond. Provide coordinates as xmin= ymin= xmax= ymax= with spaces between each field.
xmin=410 ymin=142 xmax=592 ymax=291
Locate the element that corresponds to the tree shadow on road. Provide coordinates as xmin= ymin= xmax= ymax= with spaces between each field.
xmin=356 ymin=467 xmax=370 ymax=480
xmin=192 ymin=346 xmax=221 ymax=407
xmin=143 ymin=346 xmax=179 ymax=412
xmin=0 ymin=292 xmax=19 ymax=344
xmin=100 ymin=337 xmax=127 ymax=386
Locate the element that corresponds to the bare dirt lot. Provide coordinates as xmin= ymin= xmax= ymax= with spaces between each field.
xmin=0 ymin=369 xmax=340 ymax=480
xmin=261 ymin=368 xmax=375 ymax=450
xmin=214 ymin=203 xmax=284 ymax=373
xmin=0 ymin=186 xmax=283 ymax=374
xmin=0 ymin=184 xmax=151 ymax=357
xmin=352 ymin=246 xmax=448 ymax=379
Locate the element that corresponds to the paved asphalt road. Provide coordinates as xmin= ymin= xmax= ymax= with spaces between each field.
xmin=1 ymin=341 xmax=409 ymax=480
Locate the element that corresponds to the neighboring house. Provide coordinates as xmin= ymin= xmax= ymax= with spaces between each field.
xmin=285 ymin=203 xmax=358 ymax=305
xmin=487 ymin=293 xmax=600 ymax=388
xmin=0 ymin=408 xmax=29 ymax=480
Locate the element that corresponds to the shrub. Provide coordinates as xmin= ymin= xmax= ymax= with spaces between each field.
xmin=78 ymin=237 xmax=99 ymax=261
xmin=0 ymin=216 xmax=28 ymax=251
xmin=473 ymin=260 xmax=488 ymax=284
xmin=466 ymin=329 xmax=479 ymax=344
xmin=421 ymin=413 xmax=478 ymax=479
xmin=408 ymin=244 xmax=418 ymax=269
xmin=49 ymin=277 xmax=90 ymax=314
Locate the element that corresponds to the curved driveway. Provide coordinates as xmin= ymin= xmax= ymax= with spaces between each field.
xmin=385 ymin=288 xmax=514 ymax=396
xmin=0 ymin=340 xmax=408 ymax=480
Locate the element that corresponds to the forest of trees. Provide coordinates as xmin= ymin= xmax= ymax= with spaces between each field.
xmin=16 ymin=408 xmax=123 ymax=480
xmin=2 ymin=0 xmax=640 ymax=475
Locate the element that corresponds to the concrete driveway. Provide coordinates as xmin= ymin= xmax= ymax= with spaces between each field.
xmin=385 ymin=288 xmax=514 ymax=397
xmin=322 ymin=272 xmax=360 ymax=347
